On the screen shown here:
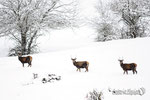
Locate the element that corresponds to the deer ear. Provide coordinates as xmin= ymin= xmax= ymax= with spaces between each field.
xmin=18 ymin=52 xmax=22 ymax=57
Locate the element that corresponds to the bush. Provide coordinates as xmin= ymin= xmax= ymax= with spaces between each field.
xmin=86 ymin=89 xmax=104 ymax=100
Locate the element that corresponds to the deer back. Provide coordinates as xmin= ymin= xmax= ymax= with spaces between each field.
xmin=121 ymin=63 xmax=137 ymax=70
xmin=18 ymin=56 xmax=32 ymax=63
xmin=74 ymin=61 xmax=88 ymax=68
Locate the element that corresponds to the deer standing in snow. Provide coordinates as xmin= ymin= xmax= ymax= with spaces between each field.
xmin=71 ymin=58 xmax=89 ymax=72
xmin=118 ymin=59 xmax=137 ymax=74
xmin=18 ymin=53 xmax=32 ymax=67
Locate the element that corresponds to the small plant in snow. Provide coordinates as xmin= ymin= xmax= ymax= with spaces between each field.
xmin=42 ymin=74 xmax=61 ymax=83
xmin=86 ymin=89 xmax=104 ymax=100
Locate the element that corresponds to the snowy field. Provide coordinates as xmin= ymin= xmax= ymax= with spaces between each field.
xmin=0 ymin=0 xmax=150 ymax=99
xmin=0 ymin=35 xmax=150 ymax=100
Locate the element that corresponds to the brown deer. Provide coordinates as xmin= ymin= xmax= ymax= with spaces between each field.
xmin=18 ymin=53 xmax=32 ymax=67
xmin=71 ymin=58 xmax=89 ymax=72
xmin=118 ymin=59 xmax=137 ymax=74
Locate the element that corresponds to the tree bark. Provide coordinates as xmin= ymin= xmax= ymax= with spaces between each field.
xmin=27 ymin=30 xmax=38 ymax=54
xmin=21 ymin=33 xmax=27 ymax=55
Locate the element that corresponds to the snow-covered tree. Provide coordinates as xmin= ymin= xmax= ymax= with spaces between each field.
xmin=110 ymin=0 xmax=150 ymax=38
xmin=0 ymin=0 xmax=77 ymax=56
xmin=91 ymin=0 xmax=118 ymax=42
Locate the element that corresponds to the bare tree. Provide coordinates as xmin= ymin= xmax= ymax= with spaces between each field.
xmin=0 ymin=0 xmax=77 ymax=56
xmin=110 ymin=0 xmax=150 ymax=38
xmin=91 ymin=0 xmax=118 ymax=42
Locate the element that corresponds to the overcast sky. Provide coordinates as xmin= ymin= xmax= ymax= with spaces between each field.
xmin=77 ymin=0 xmax=111 ymax=17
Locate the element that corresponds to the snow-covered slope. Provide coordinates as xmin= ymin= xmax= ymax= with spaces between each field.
xmin=0 ymin=37 xmax=150 ymax=100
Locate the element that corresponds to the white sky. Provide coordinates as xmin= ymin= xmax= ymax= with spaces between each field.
xmin=77 ymin=0 xmax=111 ymax=18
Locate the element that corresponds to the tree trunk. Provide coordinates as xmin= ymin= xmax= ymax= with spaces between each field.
xmin=27 ymin=30 xmax=38 ymax=54
xmin=130 ymin=26 xmax=137 ymax=38
xmin=130 ymin=32 xmax=136 ymax=38
xmin=21 ymin=33 xmax=27 ymax=55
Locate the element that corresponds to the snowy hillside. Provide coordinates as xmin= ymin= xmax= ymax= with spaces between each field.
xmin=0 ymin=37 xmax=150 ymax=100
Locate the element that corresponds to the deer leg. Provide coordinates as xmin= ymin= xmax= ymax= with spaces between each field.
xmin=29 ymin=62 xmax=32 ymax=67
xmin=135 ymin=70 xmax=137 ymax=74
xmin=85 ymin=67 xmax=88 ymax=72
xmin=79 ymin=68 xmax=81 ymax=72
xmin=126 ymin=71 xmax=128 ymax=74
xmin=123 ymin=70 xmax=125 ymax=74
xmin=22 ymin=63 xmax=24 ymax=67
xmin=132 ymin=70 xmax=135 ymax=74
xmin=86 ymin=65 xmax=89 ymax=72
xmin=30 ymin=61 xmax=32 ymax=67
xmin=76 ymin=68 xmax=78 ymax=72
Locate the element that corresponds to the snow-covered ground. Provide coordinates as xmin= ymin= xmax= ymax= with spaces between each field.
xmin=0 ymin=35 xmax=150 ymax=100
xmin=0 ymin=0 xmax=149 ymax=99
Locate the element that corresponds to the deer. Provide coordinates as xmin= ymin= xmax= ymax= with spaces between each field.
xmin=118 ymin=59 xmax=137 ymax=74
xmin=18 ymin=53 xmax=32 ymax=67
xmin=71 ymin=58 xmax=89 ymax=72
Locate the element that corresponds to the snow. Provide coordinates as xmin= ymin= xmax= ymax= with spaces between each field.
xmin=0 ymin=35 xmax=150 ymax=100
xmin=0 ymin=37 xmax=13 ymax=57
xmin=0 ymin=0 xmax=150 ymax=99
xmin=38 ymin=27 xmax=95 ymax=53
